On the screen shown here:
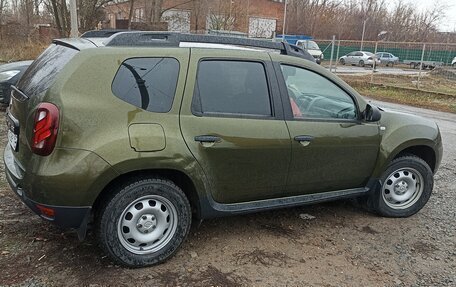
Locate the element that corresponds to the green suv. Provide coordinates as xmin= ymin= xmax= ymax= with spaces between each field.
xmin=4 ymin=32 xmax=442 ymax=267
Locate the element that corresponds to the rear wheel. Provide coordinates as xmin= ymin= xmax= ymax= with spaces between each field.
xmin=368 ymin=155 xmax=433 ymax=217
xmin=359 ymin=60 xmax=365 ymax=67
xmin=97 ymin=177 xmax=191 ymax=267
xmin=340 ymin=58 xmax=345 ymax=65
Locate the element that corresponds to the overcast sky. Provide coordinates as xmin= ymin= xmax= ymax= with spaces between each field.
xmin=390 ymin=0 xmax=456 ymax=32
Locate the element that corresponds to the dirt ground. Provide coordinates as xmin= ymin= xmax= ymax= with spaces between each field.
xmin=0 ymin=101 xmax=455 ymax=287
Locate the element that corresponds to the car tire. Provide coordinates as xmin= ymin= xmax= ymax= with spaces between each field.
xmin=340 ymin=58 xmax=345 ymax=65
xmin=97 ymin=176 xmax=192 ymax=267
xmin=359 ymin=60 xmax=365 ymax=67
xmin=367 ymin=155 xmax=433 ymax=218
xmin=388 ymin=61 xmax=394 ymax=67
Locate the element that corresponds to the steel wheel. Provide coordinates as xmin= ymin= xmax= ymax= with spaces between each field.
xmin=117 ymin=195 xmax=178 ymax=255
xmin=381 ymin=168 xmax=424 ymax=209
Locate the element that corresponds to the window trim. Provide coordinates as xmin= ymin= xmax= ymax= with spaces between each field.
xmin=275 ymin=62 xmax=362 ymax=123
xmin=110 ymin=56 xmax=181 ymax=113
xmin=191 ymin=58 xmax=277 ymax=120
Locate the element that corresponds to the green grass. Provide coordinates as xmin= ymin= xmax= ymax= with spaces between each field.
xmin=348 ymin=83 xmax=456 ymax=113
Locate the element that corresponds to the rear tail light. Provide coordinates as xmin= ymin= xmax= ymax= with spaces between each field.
xmin=31 ymin=103 xmax=60 ymax=156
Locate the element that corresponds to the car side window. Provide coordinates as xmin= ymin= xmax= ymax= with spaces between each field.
xmin=356 ymin=52 xmax=364 ymax=56
xmin=112 ymin=57 xmax=179 ymax=113
xmin=281 ymin=65 xmax=357 ymax=120
xmin=192 ymin=60 xmax=272 ymax=117
xmin=347 ymin=52 xmax=355 ymax=56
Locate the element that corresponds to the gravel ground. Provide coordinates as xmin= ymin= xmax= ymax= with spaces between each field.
xmin=0 ymin=101 xmax=455 ymax=287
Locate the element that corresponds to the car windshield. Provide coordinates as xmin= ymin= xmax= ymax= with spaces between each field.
xmin=305 ymin=41 xmax=320 ymax=50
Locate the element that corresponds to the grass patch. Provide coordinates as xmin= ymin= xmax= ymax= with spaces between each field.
xmin=341 ymin=72 xmax=456 ymax=96
xmin=0 ymin=40 xmax=48 ymax=63
xmin=346 ymin=82 xmax=456 ymax=113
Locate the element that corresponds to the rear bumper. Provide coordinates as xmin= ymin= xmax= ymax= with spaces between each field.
xmin=4 ymin=144 xmax=91 ymax=229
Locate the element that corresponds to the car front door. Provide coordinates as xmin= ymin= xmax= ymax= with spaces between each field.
xmin=275 ymin=61 xmax=381 ymax=196
xmin=180 ymin=49 xmax=291 ymax=204
xmin=347 ymin=52 xmax=356 ymax=64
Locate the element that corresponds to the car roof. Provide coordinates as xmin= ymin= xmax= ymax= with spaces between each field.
xmin=53 ymin=33 xmax=316 ymax=62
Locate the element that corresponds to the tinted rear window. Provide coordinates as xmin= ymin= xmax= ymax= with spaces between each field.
xmin=111 ymin=58 xmax=179 ymax=113
xmin=192 ymin=60 xmax=272 ymax=117
xmin=18 ymin=44 xmax=78 ymax=96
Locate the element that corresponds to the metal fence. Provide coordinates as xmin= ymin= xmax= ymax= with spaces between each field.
xmin=315 ymin=39 xmax=456 ymax=95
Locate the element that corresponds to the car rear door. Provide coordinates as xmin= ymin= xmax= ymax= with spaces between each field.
xmin=272 ymin=56 xmax=380 ymax=196
xmin=179 ymin=49 xmax=291 ymax=204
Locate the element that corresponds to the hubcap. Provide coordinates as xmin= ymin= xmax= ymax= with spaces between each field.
xmin=381 ymin=168 xmax=424 ymax=209
xmin=117 ymin=195 xmax=178 ymax=255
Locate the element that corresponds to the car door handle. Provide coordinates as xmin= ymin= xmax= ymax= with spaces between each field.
xmin=294 ymin=135 xmax=314 ymax=147
xmin=194 ymin=135 xmax=221 ymax=146
xmin=194 ymin=135 xmax=221 ymax=143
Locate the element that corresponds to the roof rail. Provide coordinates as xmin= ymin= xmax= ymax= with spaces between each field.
xmin=104 ymin=31 xmax=315 ymax=62
xmin=81 ymin=29 xmax=131 ymax=38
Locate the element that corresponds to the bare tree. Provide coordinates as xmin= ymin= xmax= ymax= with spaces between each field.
xmin=0 ymin=0 xmax=7 ymax=24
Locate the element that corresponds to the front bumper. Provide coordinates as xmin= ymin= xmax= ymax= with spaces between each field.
xmin=4 ymin=144 xmax=91 ymax=229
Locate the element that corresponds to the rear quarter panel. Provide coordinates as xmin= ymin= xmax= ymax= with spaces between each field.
xmin=50 ymin=47 xmax=208 ymax=205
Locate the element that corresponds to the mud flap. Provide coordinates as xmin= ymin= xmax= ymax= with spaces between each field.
xmin=77 ymin=209 xmax=92 ymax=241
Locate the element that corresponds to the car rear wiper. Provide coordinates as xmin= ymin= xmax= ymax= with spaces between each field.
xmin=121 ymin=63 xmax=149 ymax=110
xmin=10 ymin=85 xmax=30 ymax=102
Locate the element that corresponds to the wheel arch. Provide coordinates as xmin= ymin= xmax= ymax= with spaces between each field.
xmin=92 ymin=168 xmax=203 ymax=219
xmin=393 ymin=145 xmax=436 ymax=172
xmin=375 ymin=141 xmax=438 ymax=178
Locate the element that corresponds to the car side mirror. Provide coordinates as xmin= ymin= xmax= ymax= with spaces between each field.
xmin=363 ymin=104 xmax=382 ymax=122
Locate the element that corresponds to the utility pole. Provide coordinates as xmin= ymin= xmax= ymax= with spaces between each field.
xmin=360 ymin=19 xmax=367 ymax=50
xmin=282 ymin=0 xmax=287 ymax=41
xmin=69 ymin=0 xmax=78 ymax=37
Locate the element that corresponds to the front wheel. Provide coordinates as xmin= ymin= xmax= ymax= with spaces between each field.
xmin=340 ymin=58 xmax=345 ymax=65
xmin=97 ymin=177 xmax=192 ymax=267
xmin=368 ymin=155 xmax=434 ymax=217
xmin=359 ymin=60 xmax=365 ymax=67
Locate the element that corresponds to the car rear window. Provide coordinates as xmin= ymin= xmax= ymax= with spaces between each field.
xmin=192 ymin=60 xmax=272 ymax=117
xmin=111 ymin=58 xmax=180 ymax=113
xmin=17 ymin=44 xmax=78 ymax=96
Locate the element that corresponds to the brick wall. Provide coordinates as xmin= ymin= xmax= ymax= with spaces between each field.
xmin=103 ymin=0 xmax=284 ymax=37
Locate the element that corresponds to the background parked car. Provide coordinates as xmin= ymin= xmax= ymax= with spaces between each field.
xmin=296 ymin=40 xmax=324 ymax=64
xmin=339 ymin=51 xmax=380 ymax=67
xmin=0 ymin=60 xmax=32 ymax=105
xmin=452 ymin=56 xmax=456 ymax=68
xmin=375 ymin=52 xmax=399 ymax=66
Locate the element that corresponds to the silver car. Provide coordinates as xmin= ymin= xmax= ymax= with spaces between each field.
xmin=375 ymin=52 xmax=399 ymax=66
xmin=339 ymin=51 xmax=380 ymax=67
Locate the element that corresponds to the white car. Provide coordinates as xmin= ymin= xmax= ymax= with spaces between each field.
xmin=375 ymin=52 xmax=399 ymax=66
xmin=452 ymin=56 xmax=456 ymax=68
xmin=339 ymin=51 xmax=380 ymax=67
xmin=296 ymin=40 xmax=324 ymax=64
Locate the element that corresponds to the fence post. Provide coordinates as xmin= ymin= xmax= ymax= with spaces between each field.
xmin=334 ymin=39 xmax=341 ymax=73
xmin=370 ymin=41 xmax=378 ymax=83
xmin=329 ymin=35 xmax=335 ymax=72
xmin=417 ymin=43 xmax=425 ymax=89
xmin=69 ymin=0 xmax=79 ymax=37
